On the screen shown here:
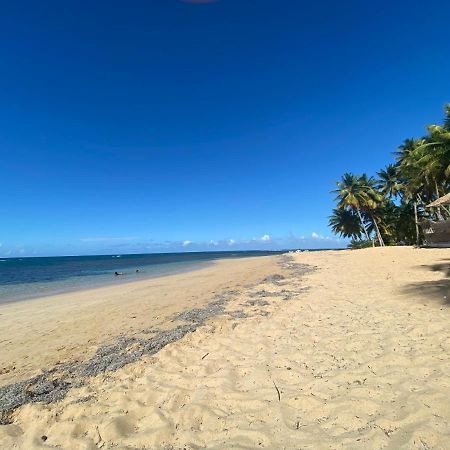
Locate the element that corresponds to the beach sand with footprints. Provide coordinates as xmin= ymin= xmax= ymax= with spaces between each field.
xmin=1 ymin=247 xmax=450 ymax=449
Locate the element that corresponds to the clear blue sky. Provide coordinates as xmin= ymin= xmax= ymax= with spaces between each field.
xmin=2 ymin=0 xmax=450 ymax=256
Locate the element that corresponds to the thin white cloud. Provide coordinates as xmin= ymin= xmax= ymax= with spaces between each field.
xmin=309 ymin=232 xmax=340 ymax=242
xmin=209 ymin=240 xmax=219 ymax=246
xmin=260 ymin=234 xmax=271 ymax=242
xmin=228 ymin=239 xmax=236 ymax=245
xmin=80 ymin=236 xmax=137 ymax=242
xmin=182 ymin=240 xmax=192 ymax=247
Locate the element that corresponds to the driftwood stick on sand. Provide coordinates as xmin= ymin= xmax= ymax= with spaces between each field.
xmin=272 ymin=380 xmax=281 ymax=401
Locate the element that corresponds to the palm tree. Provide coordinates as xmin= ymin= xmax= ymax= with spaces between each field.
xmin=396 ymin=138 xmax=427 ymax=193
xmin=358 ymin=174 xmax=385 ymax=246
xmin=333 ymin=173 xmax=372 ymax=243
xmin=377 ymin=164 xmax=403 ymax=199
xmin=332 ymin=173 xmax=386 ymax=246
xmin=395 ymin=138 xmax=418 ymax=162
xmin=399 ymin=107 xmax=450 ymax=218
xmin=396 ymin=200 xmax=421 ymax=243
xmin=330 ymin=104 xmax=450 ymax=249
xmin=329 ymin=208 xmax=363 ymax=239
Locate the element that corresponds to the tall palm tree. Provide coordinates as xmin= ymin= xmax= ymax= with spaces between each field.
xmin=396 ymin=138 xmax=426 ymax=190
xmin=330 ymin=104 xmax=450 ymax=248
xmin=395 ymin=138 xmax=418 ymax=162
xmin=400 ymin=107 xmax=450 ymax=218
xmin=333 ymin=173 xmax=372 ymax=243
xmin=377 ymin=164 xmax=403 ymax=199
xmin=329 ymin=208 xmax=363 ymax=239
xmin=358 ymin=174 xmax=385 ymax=246
xmin=396 ymin=137 xmax=433 ymax=213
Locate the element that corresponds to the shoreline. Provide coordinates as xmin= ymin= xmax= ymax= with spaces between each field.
xmin=0 ymin=255 xmax=312 ymax=423
xmin=0 ymin=260 xmax=214 ymax=306
xmin=0 ymin=255 xmax=281 ymax=388
xmin=0 ymin=250 xmax=287 ymax=306
xmin=1 ymin=247 xmax=449 ymax=449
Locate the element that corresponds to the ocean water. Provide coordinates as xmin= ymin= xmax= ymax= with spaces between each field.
xmin=0 ymin=251 xmax=283 ymax=304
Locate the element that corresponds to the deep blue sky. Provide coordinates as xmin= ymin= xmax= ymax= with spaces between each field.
xmin=2 ymin=0 xmax=450 ymax=256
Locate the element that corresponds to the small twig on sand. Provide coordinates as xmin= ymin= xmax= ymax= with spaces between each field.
xmin=95 ymin=425 xmax=103 ymax=447
xmin=375 ymin=424 xmax=391 ymax=438
xmin=272 ymin=380 xmax=281 ymax=401
xmin=201 ymin=353 xmax=210 ymax=360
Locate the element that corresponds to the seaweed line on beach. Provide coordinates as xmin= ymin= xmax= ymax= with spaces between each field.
xmin=0 ymin=256 xmax=314 ymax=424
xmin=0 ymin=291 xmax=234 ymax=424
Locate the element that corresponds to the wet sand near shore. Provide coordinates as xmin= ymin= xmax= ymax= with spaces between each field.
xmin=0 ymin=256 xmax=279 ymax=388
xmin=1 ymin=247 xmax=450 ymax=449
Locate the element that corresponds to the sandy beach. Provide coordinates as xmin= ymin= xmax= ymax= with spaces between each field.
xmin=1 ymin=247 xmax=450 ymax=449
xmin=0 ymin=256 xmax=279 ymax=388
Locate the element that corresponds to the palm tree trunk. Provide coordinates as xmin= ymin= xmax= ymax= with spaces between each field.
xmin=370 ymin=214 xmax=385 ymax=246
xmin=434 ymin=180 xmax=444 ymax=220
xmin=435 ymin=179 xmax=441 ymax=198
xmin=417 ymin=193 xmax=424 ymax=206
xmin=376 ymin=219 xmax=385 ymax=246
xmin=356 ymin=209 xmax=372 ymax=245
xmin=414 ymin=200 xmax=420 ymax=247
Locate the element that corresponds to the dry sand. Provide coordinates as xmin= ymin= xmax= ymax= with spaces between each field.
xmin=1 ymin=247 xmax=450 ymax=449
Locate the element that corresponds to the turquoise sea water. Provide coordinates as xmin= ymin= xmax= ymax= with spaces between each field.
xmin=0 ymin=251 xmax=283 ymax=304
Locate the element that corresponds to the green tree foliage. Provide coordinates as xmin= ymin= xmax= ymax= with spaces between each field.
xmin=330 ymin=104 xmax=450 ymax=247
xmin=329 ymin=208 xmax=363 ymax=240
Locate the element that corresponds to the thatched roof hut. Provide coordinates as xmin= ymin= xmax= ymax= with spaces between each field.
xmin=427 ymin=193 xmax=450 ymax=207
xmin=421 ymin=193 xmax=450 ymax=247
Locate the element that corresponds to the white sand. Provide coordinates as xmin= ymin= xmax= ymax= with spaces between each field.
xmin=1 ymin=247 xmax=450 ymax=449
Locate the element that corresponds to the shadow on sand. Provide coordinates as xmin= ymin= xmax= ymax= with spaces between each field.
xmin=401 ymin=258 xmax=450 ymax=306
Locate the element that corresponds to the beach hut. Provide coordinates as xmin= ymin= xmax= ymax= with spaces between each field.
xmin=420 ymin=193 xmax=450 ymax=247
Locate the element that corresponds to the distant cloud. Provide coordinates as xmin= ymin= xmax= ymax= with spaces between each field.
xmin=2 ymin=231 xmax=344 ymax=257
xmin=80 ymin=236 xmax=137 ymax=242
xmin=0 ymin=242 xmax=2 ymax=247
xmin=311 ymin=232 xmax=334 ymax=241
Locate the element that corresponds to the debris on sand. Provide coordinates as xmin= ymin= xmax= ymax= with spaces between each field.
xmin=262 ymin=274 xmax=286 ymax=284
xmin=0 ymin=258 xmax=314 ymax=423
xmin=0 ymin=291 xmax=236 ymax=421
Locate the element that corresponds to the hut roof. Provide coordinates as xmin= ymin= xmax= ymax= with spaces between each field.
xmin=427 ymin=193 xmax=450 ymax=207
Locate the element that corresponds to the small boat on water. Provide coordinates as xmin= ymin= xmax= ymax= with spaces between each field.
xmin=420 ymin=193 xmax=450 ymax=248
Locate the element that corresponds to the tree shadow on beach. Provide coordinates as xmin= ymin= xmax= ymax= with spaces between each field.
xmin=401 ymin=258 xmax=450 ymax=306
